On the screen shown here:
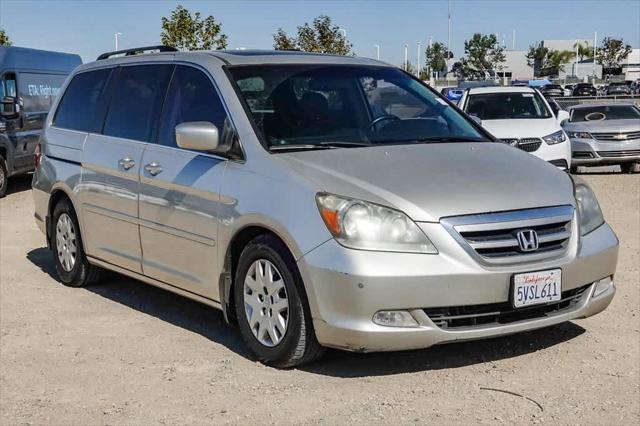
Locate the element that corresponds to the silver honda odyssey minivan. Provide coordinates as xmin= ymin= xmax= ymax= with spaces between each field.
xmin=32 ymin=46 xmax=618 ymax=367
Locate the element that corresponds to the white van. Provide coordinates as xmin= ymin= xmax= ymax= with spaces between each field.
xmin=459 ymin=86 xmax=571 ymax=170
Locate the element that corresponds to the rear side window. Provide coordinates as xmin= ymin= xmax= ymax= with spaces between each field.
xmin=54 ymin=69 xmax=111 ymax=132
xmin=157 ymin=65 xmax=228 ymax=148
xmin=103 ymin=65 xmax=173 ymax=142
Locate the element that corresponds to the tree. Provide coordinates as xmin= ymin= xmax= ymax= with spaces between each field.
xmin=160 ymin=5 xmax=227 ymax=51
xmin=573 ymin=41 xmax=593 ymax=61
xmin=425 ymin=42 xmax=450 ymax=76
xmin=401 ymin=61 xmax=416 ymax=75
xmin=526 ymin=41 xmax=574 ymax=77
xmin=458 ymin=33 xmax=505 ymax=80
xmin=0 ymin=28 xmax=11 ymax=46
xmin=597 ymin=36 xmax=632 ymax=68
xmin=273 ymin=15 xmax=353 ymax=55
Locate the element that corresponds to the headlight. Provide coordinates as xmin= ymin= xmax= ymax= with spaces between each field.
xmin=543 ymin=130 xmax=567 ymax=145
xmin=316 ymin=193 xmax=437 ymax=253
xmin=567 ymin=131 xmax=592 ymax=139
xmin=572 ymin=177 xmax=604 ymax=236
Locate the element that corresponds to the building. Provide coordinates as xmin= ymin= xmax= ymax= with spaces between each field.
xmin=497 ymin=50 xmax=533 ymax=80
xmin=622 ymin=48 xmax=640 ymax=81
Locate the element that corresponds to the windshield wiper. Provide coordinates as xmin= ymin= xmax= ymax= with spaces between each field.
xmin=412 ymin=136 xmax=489 ymax=143
xmin=318 ymin=141 xmax=371 ymax=148
xmin=269 ymin=144 xmax=335 ymax=152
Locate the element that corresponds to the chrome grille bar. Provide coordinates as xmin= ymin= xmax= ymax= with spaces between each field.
xmin=441 ymin=205 xmax=574 ymax=265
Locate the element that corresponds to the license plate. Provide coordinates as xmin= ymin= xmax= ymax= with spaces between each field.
xmin=512 ymin=269 xmax=562 ymax=308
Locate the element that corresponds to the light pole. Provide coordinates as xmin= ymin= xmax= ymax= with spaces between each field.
xmin=593 ymin=31 xmax=597 ymax=78
xmin=338 ymin=28 xmax=347 ymax=38
xmin=417 ymin=41 xmax=421 ymax=76
xmin=574 ymin=39 xmax=579 ymax=78
xmin=373 ymin=44 xmax=380 ymax=60
xmin=404 ymin=43 xmax=408 ymax=70
xmin=512 ymin=29 xmax=516 ymax=50
xmin=114 ymin=32 xmax=122 ymax=51
xmin=447 ymin=0 xmax=452 ymax=72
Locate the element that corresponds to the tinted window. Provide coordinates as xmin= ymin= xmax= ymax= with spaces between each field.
xmin=465 ymin=91 xmax=552 ymax=120
xmin=157 ymin=66 xmax=228 ymax=148
xmin=103 ymin=65 xmax=173 ymax=142
xmin=54 ymin=69 xmax=111 ymax=132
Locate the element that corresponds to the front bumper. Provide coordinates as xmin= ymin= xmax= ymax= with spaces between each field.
xmin=571 ymin=137 xmax=640 ymax=166
xmin=298 ymin=222 xmax=618 ymax=352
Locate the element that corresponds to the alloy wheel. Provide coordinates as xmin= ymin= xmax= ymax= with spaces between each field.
xmin=243 ymin=259 xmax=289 ymax=347
xmin=56 ymin=213 xmax=77 ymax=272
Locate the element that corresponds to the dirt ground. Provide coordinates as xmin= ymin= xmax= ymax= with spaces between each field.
xmin=1 ymin=168 xmax=639 ymax=425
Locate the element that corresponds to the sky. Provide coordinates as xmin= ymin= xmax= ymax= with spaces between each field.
xmin=1 ymin=0 xmax=639 ymax=66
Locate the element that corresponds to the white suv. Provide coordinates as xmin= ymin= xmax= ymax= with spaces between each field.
xmin=459 ymin=86 xmax=572 ymax=170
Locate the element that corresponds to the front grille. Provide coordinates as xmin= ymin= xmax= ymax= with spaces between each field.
xmin=500 ymin=137 xmax=543 ymax=152
xmin=597 ymin=150 xmax=640 ymax=158
xmin=573 ymin=151 xmax=595 ymax=159
xmin=591 ymin=131 xmax=640 ymax=141
xmin=424 ymin=284 xmax=590 ymax=329
xmin=441 ymin=205 xmax=574 ymax=265
xmin=549 ymin=159 xmax=568 ymax=169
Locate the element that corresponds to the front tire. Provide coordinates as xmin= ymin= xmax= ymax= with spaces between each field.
xmin=0 ymin=159 xmax=7 ymax=198
xmin=51 ymin=199 xmax=101 ymax=287
xmin=620 ymin=163 xmax=640 ymax=174
xmin=234 ymin=235 xmax=324 ymax=367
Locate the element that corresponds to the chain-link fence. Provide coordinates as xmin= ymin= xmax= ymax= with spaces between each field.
xmin=553 ymin=95 xmax=640 ymax=110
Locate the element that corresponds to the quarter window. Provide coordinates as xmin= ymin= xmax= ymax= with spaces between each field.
xmin=103 ymin=65 xmax=173 ymax=142
xmin=54 ymin=68 xmax=111 ymax=132
xmin=157 ymin=65 xmax=228 ymax=148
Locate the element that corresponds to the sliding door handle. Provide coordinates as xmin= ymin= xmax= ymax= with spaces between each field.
xmin=144 ymin=162 xmax=163 ymax=176
xmin=118 ymin=157 xmax=135 ymax=170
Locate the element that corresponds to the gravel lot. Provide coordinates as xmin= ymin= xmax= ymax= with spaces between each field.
xmin=1 ymin=168 xmax=639 ymax=425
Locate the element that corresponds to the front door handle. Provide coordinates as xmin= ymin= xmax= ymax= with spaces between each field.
xmin=118 ymin=157 xmax=135 ymax=170
xmin=144 ymin=162 xmax=163 ymax=176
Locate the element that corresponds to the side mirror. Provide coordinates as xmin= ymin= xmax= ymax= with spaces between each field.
xmin=557 ymin=110 xmax=570 ymax=124
xmin=0 ymin=96 xmax=19 ymax=119
xmin=175 ymin=121 xmax=221 ymax=152
xmin=470 ymin=115 xmax=482 ymax=126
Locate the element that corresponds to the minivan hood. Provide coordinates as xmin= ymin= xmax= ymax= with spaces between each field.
xmin=279 ymin=143 xmax=574 ymax=222
xmin=480 ymin=118 xmax=561 ymax=139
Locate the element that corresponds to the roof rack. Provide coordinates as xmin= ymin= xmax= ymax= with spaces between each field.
xmin=97 ymin=45 xmax=178 ymax=61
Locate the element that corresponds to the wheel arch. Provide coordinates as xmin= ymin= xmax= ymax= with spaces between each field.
xmin=219 ymin=223 xmax=304 ymax=325
xmin=47 ymin=184 xmax=83 ymax=250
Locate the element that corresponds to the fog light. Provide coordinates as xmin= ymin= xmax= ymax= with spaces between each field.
xmin=593 ymin=276 xmax=613 ymax=298
xmin=372 ymin=310 xmax=419 ymax=327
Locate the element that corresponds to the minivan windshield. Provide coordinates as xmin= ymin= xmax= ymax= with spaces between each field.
xmin=464 ymin=91 xmax=552 ymax=120
xmin=569 ymin=105 xmax=640 ymax=122
xmin=228 ymin=65 xmax=488 ymax=150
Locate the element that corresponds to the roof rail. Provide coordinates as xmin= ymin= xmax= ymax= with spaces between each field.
xmin=97 ymin=45 xmax=178 ymax=61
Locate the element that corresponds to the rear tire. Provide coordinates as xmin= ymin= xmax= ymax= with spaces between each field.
xmin=234 ymin=234 xmax=325 ymax=368
xmin=51 ymin=199 xmax=101 ymax=287
xmin=620 ymin=163 xmax=640 ymax=174
xmin=0 ymin=159 xmax=7 ymax=198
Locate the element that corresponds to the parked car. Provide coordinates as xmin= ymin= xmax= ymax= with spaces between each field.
xmin=440 ymin=87 xmax=463 ymax=103
xmin=458 ymin=86 xmax=572 ymax=170
xmin=563 ymin=84 xmax=575 ymax=96
xmin=572 ymin=83 xmax=597 ymax=97
xmin=563 ymin=103 xmax=640 ymax=173
xmin=631 ymin=79 xmax=640 ymax=94
xmin=605 ymin=82 xmax=631 ymax=95
xmin=0 ymin=46 xmax=81 ymax=197
xmin=33 ymin=47 xmax=618 ymax=367
xmin=539 ymin=84 xmax=564 ymax=97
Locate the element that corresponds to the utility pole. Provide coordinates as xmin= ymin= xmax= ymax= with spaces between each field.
xmin=373 ymin=44 xmax=380 ymax=60
xmin=114 ymin=32 xmax=122 ymax=51
xmin=404 ymin=43 xmax=408 ymax=70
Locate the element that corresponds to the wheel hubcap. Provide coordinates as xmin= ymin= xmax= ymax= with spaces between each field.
xmin=243 ymin=259 xmax=289 ymax=347
xmin=56 ymin=213 xmax=77 ymax=272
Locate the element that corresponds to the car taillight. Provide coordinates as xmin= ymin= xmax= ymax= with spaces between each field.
xmin=34 ymin=142 xmax=42 ymax=168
